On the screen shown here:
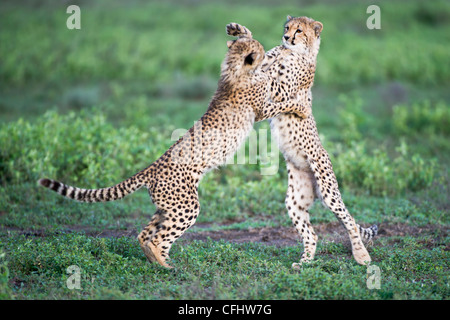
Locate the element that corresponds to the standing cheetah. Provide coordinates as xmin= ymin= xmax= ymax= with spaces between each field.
xmin=38 ymin=36 xmax=311 ymax=268
xmin=227 ymin=17 xmax=377 ymax=267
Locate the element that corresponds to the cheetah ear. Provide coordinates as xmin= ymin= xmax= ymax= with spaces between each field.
xmin=312 ymin=21 xmax=323 ymax=37
xmin=286 ymin=15 xmax=293 ymax=21
xmin=227 ymin=40 xmax=235 ymax=48
xmin=244 ymin=52 xmax=255 ymax=65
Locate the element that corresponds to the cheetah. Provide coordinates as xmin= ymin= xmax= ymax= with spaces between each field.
xmin=38 ymin=35 xmax=311 ymax=268
xmin=227 ymin=17 xmax=377 ymax=267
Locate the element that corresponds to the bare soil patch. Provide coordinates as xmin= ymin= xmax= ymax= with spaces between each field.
xmin=182 ymin=222 xmax=448 ymax=249
xmin=4 ymin=222 xmax=447 ymax=249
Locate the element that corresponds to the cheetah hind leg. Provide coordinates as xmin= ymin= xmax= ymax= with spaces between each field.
xmin=308 ymin=153 xmax=373 ymax=265
xmin=285 ymin=162 xmax=318 ymax=269
xmin=322 ymin=194 xmax=373 ymax=265
xmin=316 ymin=181 xmax=372 ymax=265
xmin=138 ymin=197 xmax=201 ymax=269
xmin=138 ymin=209 xmax=174 ymax=269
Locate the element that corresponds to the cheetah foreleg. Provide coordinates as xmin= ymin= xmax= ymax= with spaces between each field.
xmin=258 ymin=98 xmax=311 ymax=122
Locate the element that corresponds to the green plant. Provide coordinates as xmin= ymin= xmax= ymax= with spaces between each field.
xmin=0 ymin=110 xmax=167 ymax=186
xmin=0 ymin=251 xmax=13 ymax=299
xmin=330 ymin=140 xmax=437 ymax=196
xmin=392 ymin=100 xmax=450 ymax=136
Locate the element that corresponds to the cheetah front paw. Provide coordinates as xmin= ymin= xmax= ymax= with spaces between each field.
xmin=226 ymin=23 xmax=252 ymax=38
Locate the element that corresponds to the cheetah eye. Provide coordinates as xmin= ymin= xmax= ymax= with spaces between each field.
xmin=284 ymin=26 xmax=289 ymax=32
xmin=296 ymin=29 xmax=302 ymax=33
xmin=244 ymin=53 xmax=255 ymax=65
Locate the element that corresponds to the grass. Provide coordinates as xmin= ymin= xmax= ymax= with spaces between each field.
xmin=2 ymin=232 xmax=448 ymax=300
xmin=1 ymin=0 xmax=449 ymax=300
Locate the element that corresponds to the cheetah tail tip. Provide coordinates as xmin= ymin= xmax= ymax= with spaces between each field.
xmin=371 ymin=224 xmax=379 ymax=236
xmin=38 ymin=178 xmax=51 ymax=188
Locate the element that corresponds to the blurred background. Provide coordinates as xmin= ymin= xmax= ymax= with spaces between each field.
xmin=1 ymin=0 xmax=449 ymax=301
xmin=0 ymin=0 xmax=449 ymax=225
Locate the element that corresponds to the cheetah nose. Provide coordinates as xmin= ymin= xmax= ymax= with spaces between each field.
xmin=284 ymin=35 xmax=289 ymax=40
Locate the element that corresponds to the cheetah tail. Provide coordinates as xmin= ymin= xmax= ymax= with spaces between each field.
xmin=38 ymin=175 xmax=144 ymax=203
xmin=226 ymin=23 xmax=253 ymax=39
xmin=358 ymin=224 xmax=378 ymax=242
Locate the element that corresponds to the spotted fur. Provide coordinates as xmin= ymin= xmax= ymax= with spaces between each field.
xmin=227 ymin=16 xmax=377 ymax=267
xmin=39 ymin=36 xmax=311 ymax=268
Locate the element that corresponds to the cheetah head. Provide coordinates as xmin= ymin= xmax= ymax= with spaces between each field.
xmin=282 ymin=15 xmax=323 ymax=56
xmin=223 ymin=37 xmax=265 ymax=76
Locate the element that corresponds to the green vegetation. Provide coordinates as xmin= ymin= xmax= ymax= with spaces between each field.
xmin=2 ymin=233 xmax=448 ymax=299
xmin=0 ymin=0 xmax=449 ymax=300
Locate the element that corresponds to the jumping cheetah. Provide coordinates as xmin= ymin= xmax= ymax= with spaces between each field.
xmin=38 ymin=36 xmax=311 ymax=268
xmin=227 ymin=16 xmax=377 ymax=267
